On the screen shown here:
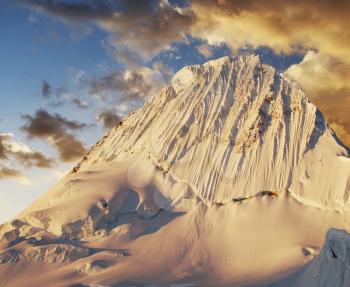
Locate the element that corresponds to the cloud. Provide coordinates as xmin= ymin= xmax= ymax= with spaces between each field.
xmin=103 ymin=45 xmax=143 ymax=69
xmin=152 ymin=61 xmax=174 ymax=83
xmin=191 ymin=1 xmax=350 ymax=57
xmin=18 ymin=0 xmax=113 ymax=20
xmin=286 ymin=51 xmax=350 ymax=146
xmin=87 ymin=65 xmax=171 ymax=116
xmin=0 ymin=133 xmax=54 ymax=168
xmin=89 ymin=69 xmax=152 ymax=102
xmin=0 ymin=133 xmax=50 ymax=182
xmin=19 ymin=0 xmax=348 ymax=65
xmin=100 ymin=1 xmax=195 ymax=58
xmin=97 ymin=110 xmax=121 ymax=129
xmin=41 ymin=80 xmax=52 ymax=98
xmin=17 ymin=0 xmax=350 ymax=61
xmin=21 ymin=109 xmax=87 ymax=162
xmin=40 ymin=80 xmax=73 ymax=108
xmin=28 ymin=14 xmax=38 ymax=24
xmin=0 ymin=138 xmax=6 ymax=159
xmin=196 ymin=43 xmax=214 ymax=58
xmin=14 ymin=151 xmax=54 ymax=168
xmin=40 ymin=78 xmax=89 ymax=109
xmin=66 ymin=67 xmax=87 ymax=84
xmin=330 ymin=122 xmax=350 ymax=148
xmin=286 ymin=51 xmax=350 ymax=94
xmin=92 ymin=44 xmax=173 ymax=106
xmin=0 ymin=164 xmax=22 ymax=179
xmin=71 ymin=98 xmax=88 ymax=109
xmin=18 ymin=0 xmax=195 ymax=58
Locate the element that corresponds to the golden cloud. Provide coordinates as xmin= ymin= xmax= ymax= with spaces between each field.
xmin=286 ymin=51 xmax=350 ymax=146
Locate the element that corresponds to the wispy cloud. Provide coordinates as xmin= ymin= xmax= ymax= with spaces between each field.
xmin=27 ymin=13 xmax=38 ymax=23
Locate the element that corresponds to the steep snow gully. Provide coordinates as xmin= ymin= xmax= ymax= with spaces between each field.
xmin=0 ymin=55 xmax=350 ymax=287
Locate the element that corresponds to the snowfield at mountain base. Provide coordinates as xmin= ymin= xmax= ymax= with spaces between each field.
xmin=0 ymin=55 xmax=349 ymax=287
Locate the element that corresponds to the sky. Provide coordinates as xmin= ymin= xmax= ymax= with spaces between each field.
xmin=0 ymin=0 xmax=349 ymax=223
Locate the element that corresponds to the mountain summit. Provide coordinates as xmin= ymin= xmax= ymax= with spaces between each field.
xmin=1 ymin=55 xmax=350 ymax=287
xmin=76 ymin=54 xmax=348 ymax=208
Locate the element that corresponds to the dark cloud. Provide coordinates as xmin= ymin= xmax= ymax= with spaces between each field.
xmin=89 ymin=70 xmax=152 ymax=102
xmin=21 ymin=109 xmax=86 ymax=137
xmin=97 ymin=110 xmax=121 ymax=129
xmin=0 ymin=165 xmax=22 ymax=179
xmin=14 ymin=151 xmax=54 ymax=168
xmin=53 ymin=133 xmax=87 ymax=162
xmin=41 ymin=80 xmax=52 ymax=98
xmin=21 ymin=109 xmax=87 ymax=162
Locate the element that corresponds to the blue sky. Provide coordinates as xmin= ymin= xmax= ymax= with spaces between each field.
xmin=0 ymin=1 xmax=115 ymax=222
xmin=0 ymin=0 xmax=348 ymax=223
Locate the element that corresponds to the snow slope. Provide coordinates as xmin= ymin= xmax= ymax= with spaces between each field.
xmin=0 ymin=55 xmax=349 ymax=286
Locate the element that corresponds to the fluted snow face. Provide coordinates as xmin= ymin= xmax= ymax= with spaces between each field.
xmin=77 ymin=55 xmax=349 ymax=207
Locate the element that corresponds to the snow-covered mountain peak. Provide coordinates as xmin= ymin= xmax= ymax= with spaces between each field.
xmin=64 ymin=55 xmax=348 ymax=208
xmin=1 ymin=55 xmax=350 ymax=287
